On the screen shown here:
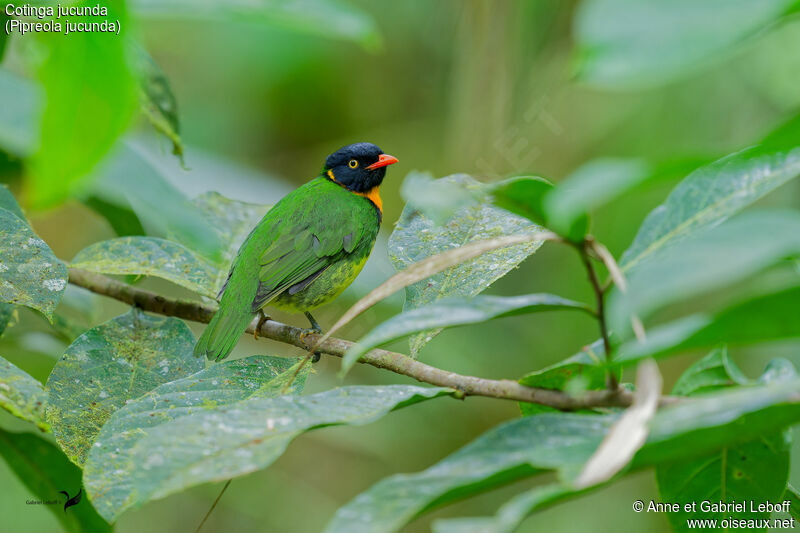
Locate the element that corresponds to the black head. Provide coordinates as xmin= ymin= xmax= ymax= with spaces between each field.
xmin=323 ymin=142 xmax=398 ymax=193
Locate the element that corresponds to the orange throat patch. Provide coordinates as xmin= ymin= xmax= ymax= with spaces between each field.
xmin=326 ymin=170 xmax=383 ymax=215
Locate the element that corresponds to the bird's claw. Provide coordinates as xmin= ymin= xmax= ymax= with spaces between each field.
xmin=253 ymin=312 xmax=270 ymax=341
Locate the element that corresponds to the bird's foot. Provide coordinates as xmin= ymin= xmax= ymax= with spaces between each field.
xmin=302 ymin=311 xmax=323 ymax=363
xmin=253 ymin=311 xmax=270 ymax=340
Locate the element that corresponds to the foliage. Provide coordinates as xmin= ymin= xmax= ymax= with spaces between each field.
xmin=1 ymin=2 xmax=800 ymax=532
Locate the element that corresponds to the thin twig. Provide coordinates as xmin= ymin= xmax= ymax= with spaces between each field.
xmin=195 ymin=479 xmax=231 ymax=533
xmin=67 ymin=268 xmax=679 ymax=409
xmin=590 ymin=240 xmax=646 ymax=342
xmin=575 ymin=241 xmax=618 ymax=390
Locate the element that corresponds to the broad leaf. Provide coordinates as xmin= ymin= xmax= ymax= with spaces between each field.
xmin=609 ymin=210 xmax=800 ymax=334
xmin=0 ymin=68 xmax=40 ymax=157
xmin=0 ymin=355 xmax=49 ymax=431
xmin=341 ymin=293 xmax=593 ymax=375
xmin=331 ymin=378 xmax=800 ymax=533
xmin=389 ymin=174 xmax=544 ymax=355
xmin=575 ymin=0 xmax=798 ymax=89
xmin=400 ymin=171 xmax=481 ymax=224
xmin=89 ymin=140 xmax=223 ymax=261
xmin=0 ymin=208 xmax=68 ymax=319
xmin=70 ymin=236 xmax=220 ymax=299
xmin=616 ymin=285 xmax=800 ymax=364
xmin=787 ymin=485 xmax=800 ymax=522
xmin=0 ymin=302 xmax=14 ymax=337
xmin=518 ymin=339 xmax=607 ymax=392
xmin=30 ymin=0 xmax=137 ymax=208
xmin=620 ymin=142 xmax=800 ymax=273
xmin=545 ymin=158 xmax=649 ymax=239
xmin=45 ymin=309 xmax=202 ymax=466
xmin=0 ymin=184 xmax=26 ymax=221
xmin=129 ymin=0 xmax=382 ymax=51
xmin=0 ymin=429 xmax=111 ymax=532
xmin=85 ymin=382 xmax=449 ymax=522
xmin=656 ymin=353 xmax=794 ymax=531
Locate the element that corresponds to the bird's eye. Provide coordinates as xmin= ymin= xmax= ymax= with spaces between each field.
xmin=348 ymin=159 xmax=358 ymax=169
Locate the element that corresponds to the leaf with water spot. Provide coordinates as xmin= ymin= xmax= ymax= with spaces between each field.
xmin=0 ymin=355 xmax=49 ymax=431
xmin=656 ymin=351 xmax=794 ymax=531
xmin=85 ymin=382 xmax=449 ymax=522
xmin=0 ymin=208 xmax=68 ymax=320
xmin=70 ymin=236 xmax=220 ymax=299
xmin=45 ymin=309 xmax=203 ymax=466
xmin=389 ymin=175 xmax=544 ymax=356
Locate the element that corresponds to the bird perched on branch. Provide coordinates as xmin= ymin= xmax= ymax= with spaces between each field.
xmin=195 ymin=142 xmax=398 ymax=361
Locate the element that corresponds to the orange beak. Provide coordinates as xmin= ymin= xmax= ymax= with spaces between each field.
xmin=366 ymin=154 xmax=399 ymax=170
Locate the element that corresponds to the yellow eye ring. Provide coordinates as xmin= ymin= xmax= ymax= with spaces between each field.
xmin=348 ymin=159 xmax=358 ymax=169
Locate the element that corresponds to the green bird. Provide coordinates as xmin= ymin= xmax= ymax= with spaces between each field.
xmin=195 ymin=142 xmax=398 ymax=361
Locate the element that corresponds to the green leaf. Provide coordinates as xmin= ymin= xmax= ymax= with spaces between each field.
xmin=0 ymin=68 xmax=41 ymax=157
xmin=0 ymin=208 xmax=68 ymax=319
xmin=132 ymin=44 xmax=184 ymax=164
xmin=609 ymin=210 xmax=800 ymax=334
xmin=544 ymin=158 xmax=649 ymax=238
xmin=0 ymin=355 xmax=49 ymax=431
xmin=518 ymin=339 xmax=607 ymax=391
xmin=0 ymin=184 xmax=26 ymax=221
xmin=620 ymin=142 xmax=800 ymax=273
xmin=70 ymin=236 xmax=220 ymax=299
xmin=324 ymin=413 xmax=612 ymax=533
xmin=0 ymin=302 xmax=14 ymax=337
xmin=616 ymin=285 xmax=800 ymax=364
xmin=89 ymin=140 xmax=223 ymax=261
xmin=490 ymin=175 xmax=553 ymax=227
xmin=0 ymin=429 xmax=111 ymax=532
xmin=82 ymin=194 xmax=146 ymax=237
xmin=575 ymin=0 xmax=798 ymax=89
xmin=332 ymin=378 xmax=800 ymax=533
xmin=389 ymin=175 xmax=544 ymax=356
xmin=671 ymin=346 xmax=747 ymax=396
xmin=129 ymin=0 xmax=383 ymax=51
xmin=44 ymin=309 xmax=203 ymax=466
xmin=341 ymin=293 xmax=593 ymax=375
xmin=400 ymin=171 xmax=481 ymax=225
xmin=29 ymin=0 xmax=138 ymax=208
xmin=786 ymin=485 xmax=800 ymax=522
xmin=655 ymin=352 xmax=794 ymax=531
xmin=85 ymin=382 xmax=449 ymax=522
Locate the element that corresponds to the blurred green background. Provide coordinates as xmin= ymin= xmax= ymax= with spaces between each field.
xmin=2 ymin=0 xmax=800 ymax=531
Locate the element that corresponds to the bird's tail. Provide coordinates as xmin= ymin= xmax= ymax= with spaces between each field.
xmin=194 ymin=299 xmax=254 ymax=361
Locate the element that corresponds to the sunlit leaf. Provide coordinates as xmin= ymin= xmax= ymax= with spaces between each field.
xmin=575 ymin=0 xmax=798 ymax=89
xmin=70 ymin=236 xmax=220 ymax=298
xmin=129 ymin=0 xmax=383 ymax=51
xmin=389 ymin=174 xmax=545 ymax=355
xmin=0 ymin=355 xmax=49 ymax=431
xmin=656 ymin=353 xmax=794 ymax=531
xmin=609 ymin=210 xmax=800 ymax=334
xmin=341 ymin=293 xmax=593 ymax=375
xmin=619 ymin=140 xmax=800 ymax=273
xmin=29 ymin=0 xmax=137 ymax=208
xmin=0 ymin=429 xmax=111 ymax=532
xmin=0 ymin=208 xmax=68 ymax=319
xmin=85 ymin=382 xmax=449 ymax=522
xmin=45 ymin=309 xmax=202 ymax=466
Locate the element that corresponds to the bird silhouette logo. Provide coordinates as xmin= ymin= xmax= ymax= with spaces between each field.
xmin=58 ymin=489 xmax=82 ymax=512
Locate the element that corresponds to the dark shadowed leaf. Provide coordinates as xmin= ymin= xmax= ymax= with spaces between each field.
xmin=341 ymin=293 xmax=593 ymax=375
xmin=609 ymin=210 xmax=800 ymax=334
xmin=0 ymin=208 xmax=68 ymax=319
xmin=70 ymin=236 xmax=220 ymax=298
xmin=616 ymin=285 xmax=800 ymax=364
xmin=29 ymin=1 xmax=137 ymax=208
xmin=0 ymin=184 xmax=26 ymax=221
xmin=786 ymin=485 xmax=800 ymax=522
xmin=45 ymin=309 xmax=202 ymax=466
xmin=389 ymin=174 xmax=544 ymax=355
xmin=575 ymin=0 xmax=798 ymax=89
xmin=0 ymin=429 xmax=111 ymax=532
xmin=129 ymin=0 xmax=382 ymax=51
xmin=656 ymin=353 xmax=794 ymax=531
xmin=0 ymin=355 xmax=49 ymax=431
xmin=620 ymin=142 xmax=800 ymax=273
xmin=0 ymin=302 xmax=14 ymax=337
xmin=518 ymin=339 xmax=607 ymax=392
xmin=85 ymin=382 xmax=449 ymax=522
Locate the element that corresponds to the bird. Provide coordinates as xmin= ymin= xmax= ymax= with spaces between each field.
xmin=194 ymin=142 xmax=398 ymax=361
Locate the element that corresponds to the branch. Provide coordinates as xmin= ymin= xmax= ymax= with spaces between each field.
xmin=67 ymin=268 xmax=664 ymax=410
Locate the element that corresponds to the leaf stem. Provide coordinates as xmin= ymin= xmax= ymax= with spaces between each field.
xmin=195 ymin=479 xmax=231 ymax=533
